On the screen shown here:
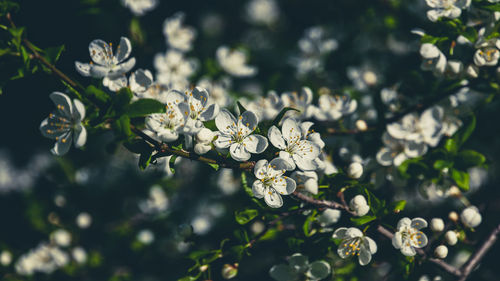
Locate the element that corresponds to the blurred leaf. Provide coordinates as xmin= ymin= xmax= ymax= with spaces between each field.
xmin=113 ymin=115 xmax=132 ymax=138
xmin=178 ymin=276 xmax=199 ymax=281
xmin=453 ymin=114 xmax=476 ymax=147
xmin=235 ymin=208 xmax=258 ymax=225
xmin=109 ymin=87 xmax=133 ymax=116
xmin=125 ymin=98 xmax=165 ymax=118
xmin=461 ymin=26 xmax=478 ymax=43
xmin=207 ymin=163 xmax=219 ymax=171
xmin=389 ymin=200 xmax=406 ymax=213
xmin=303 ymin=211 xmax=317 ymax=237
xmin=0 ymin=1 xmax=20 ymax=16
xmin=350 ymin=215 xmax=376 ymax=225
xmin=444 ymin=138 xmax=458 ymax=153
xmin=433 ymin=159 xmax=452 ymax=170
xmin=138 ymin=149 xmax=153 ymax=170
xmin=86 ymin=85 xmax=110 ymax=104
xmin=43 ymin=45 xmax=65 ymax=64
xmin=456 ymin=150 xmax=486 ymax=168
xmin=451 ymin=168 xmax=469 ymax=191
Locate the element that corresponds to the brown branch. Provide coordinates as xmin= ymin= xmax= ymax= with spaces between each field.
xmin=458 ymin=223 xmax=500 ymax=281
xmin=292 ymin=191 xmax=356 ymax=215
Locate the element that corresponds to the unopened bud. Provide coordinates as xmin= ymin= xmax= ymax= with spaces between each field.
xmin=221 ymin=263 xmax=238 ymax=279
xmin=430 ymin=218 xmax=445 ymax=232
xmin=349 ymin=195 xmax=370 ymax=217
xmin=448 ymin=186 xmax=461 ymax=197
xmin=194 ymin=143 xmax=212 ymax=155
xmin=460 ymin=206 xmax=482 ymax=228
xmin=347 ymin=162 xmax=363 ymax=179
xmin=196 ymin=128 xmax=215 ymax=144
xmin=355 ymin=120 xmax=368 ymax=131
xmin=200 ymin=265 xmax=209 ymax=272
xmin=434 ymin=245 xmax=448 ymax=259
xmin=445 ymin=230 xmax=458 ymax=246
xmin=448 ymin=211 xmax=459 ymax=222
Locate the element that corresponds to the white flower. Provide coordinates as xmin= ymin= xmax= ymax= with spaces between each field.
xmin=75 ymin=37 xmax=135 ymax=79
xmin=181 ymin=87 xmax=220 ymax=135
xmin=268 ymin=118 xmax=321 ymax=171
xmin=71 ymin=247 xmax=87 ymax=264
xmin=445 ymin=230 xmax=458 ymax=245
xmin=214 ymin=109 xmax=268 ymax=161
xmin=299 ymin=26 xmax=338 ymax=56
xmin=392 ymin=217 xmax=428 ymax=256
xmin=102 ymin=75 xmax=128 ymax=92
xmin=163 ymin=12 xmax=196 ymax=52
xmin=194 ymin=128 xmax=216 ymax=155
xmin=145 ymin=92 xmax=189 ymax=142
xmin=216 ymin=46 xmax=257 ymax=77
xmin=198 ymin=76 xmax=233 ymax=108
xmin=425 ymin=0 xmax=471 ymax=22
xmin=246 ymin=0 xmax=280 ymax=26
xmin=139 ymin=185 xmax=169 ymax=214
xmin=314 ymin=152 xmax=338 ymax=175
xmin=460 ymin=206 xmax=482 ymax=228
xmin=15 ymin=243 xmax=69 ymax=275
xmin=291 ymin=170 xmax=319 ymax=195
xmin=315 ymin=94 xmax=357 ymax=121
xmin=121 ymin=0 xmax=157 ymax=16
xmin=40 ymin=92 xmax=87 ymax=156
xmin=154 ymin=50 xmax=198 ymax=89
xmin=0 ymin=250 xmax=12 ymax=266
xmin=129 ymin=68 xmax=154 ymax=95
xmin=420 ymin=43 xmax=447 ymax=76
xmin=50 ymin=229 xmax=71 ymax=247
xmin=473 ymin=31 xmax=500 ymax=66
xmin=376 ymin=133 xmax=411 ymax=166
xmin=240 ymin=91 xmax=284 ymax=121
xmin=317 ymin=209 xmax=341 ymax=227
xmin=137 ymin=229 xmax=155 ymax=244
xmin=434 ymin=245 xmax=448 ymax=259
xmin=76 ymin=212 xmax=92 ymax=229
xmin=349 ymin=195 xmax=370 ymax=217
xmin=347 ymin=162 xmax=363 ymax=179
xmin=430 ymin=218 xmax=445 ymax=232
xmin=252 ymin=158 xmax=296 ymax=208
xmin=281 ymin=87 xmax=318 ymax=119
xmin=269 ymin=253 xmax=331 ymax=281
xmin=333 ymin=227 xmax=377 ymax=266
xmin=347 ymin=66 xmax=379 ymax=91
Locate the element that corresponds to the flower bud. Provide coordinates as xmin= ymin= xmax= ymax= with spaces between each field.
xmin=221 ymin=263 xmax=238 ymax=279
xmin=76 ymin=212 xmax=92 ymax=229
xmin=430 ymin=218 xmax=445 ymax=232
xmin=355 ymin=120 xmax=368 ymax=131
xmin=349 ymin=195 xmax=370 ymax=217
xmin=0 ymin=251 xmax=12 ymax=266
xmin=448 ymin=211 xmax=459 ymax=222
xmin=194 ymin=143 xmax=212 ymax=155
xmin=460 ymin=206 xmax=482 ymax=228
xmin=347 ymin=162 xmax=363 ymax=179
xmin=434 ymin=245 xmax=448 ymax=259
xmin=445 ymin=230 xmax=458 ymax=246
xmin=448 ymin=186 xmax=461 ymax=197
xmin=196 ymin=128 xmax=215 ymax=144
xmin=200 ymin=264 xmax=209 ymax=272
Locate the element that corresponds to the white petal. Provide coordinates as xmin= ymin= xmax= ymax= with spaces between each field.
xmin=272 ymin=176 xmax=296 ymax=195
xmin=157 ymin=130 xmax=179 ymax=142
xmin=213 ymin=134 xmax=232 ymax=149
xmin=332 ymin=227 xmax=348 ymax=239
xmin=264 ymin=188 xmax=283 ymax=208
xmin=243 ymin=134 xmax=268 ymax=154
xmin=253 ymin=159 xmax=269 ymax=179
xmin=116 ymin=37 xmax=132 ymax=63
xmin=293 ymin=154 xmax=319 ymax=171
xmin=230 ymin=143 xmax=251 ymax=161
xmin=268 ymin=125 xmax=286 ymax=150
xmin=289 ymin=253 xmax=309 ymax=273
xmin=215 ymin=109 xmax=238 ymax=134
xmin=252 ymin=180 xmax=265 ymax=198
xmin=307 ymin=261 xmax=331 ymax=280
xmin=345 ymin=227 xmax=363 ymax=238
xmin=401 ymin=244 xmax=417 ymax=256
xmin=365 ymin=237 xmax=378 ymax=254
xmin=282 ymin=118 xmax=301 ymax=143
xmin=199 ymin=103 xmax=219 ymax=121
xmin=73 ymin=125 xmax=87 ymax=148
xmin=51 ymin=132 xmax=72 ymax=156
xmin=50 ymin=92 xmax=73 ymax=117
xmin=72 ymin=99 xmax=86 ymax=120
xmin=89 ymin=39 xmax=111 ymax=65
xmin=109 ymin=57 xmax=136 ymax=78
xmin=278 ymin=151 xmax=296 ymax=171
xmin=411 ymin=218 xmax=428 ymax=229
xmin=75 ymin=61 xmax=91 ymax=77
xmin=269 ymin=264 xmax=298 ymax=281
xmin=89 ymin=64 xmax=110 ymax=78
xmin=358 ymin=246 xmax=372 ymax=266
xmin=376 ymin=147 xmax=394 ymax=166
xmin=397 ymin=217 xmax=412 ymax=230
xmin=392 ymin=232 xmax=402 ymax=249
xmin=240 ymin=110 xmax=259 ymax=132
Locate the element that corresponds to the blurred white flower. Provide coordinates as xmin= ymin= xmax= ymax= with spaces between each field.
xmin=121 ymin=0 xmax=157 ymax=16
xmin=347 ymin=162 xmax=363 ymax=179
xmin=269 ymin=253 xmax=331 ymax=281
xmin=315 ymin=94 xmax=357 ymax=121
xmin=420 ymin=43 xmax=447 ymax=76
xmin=246 ymin=0 xmax=280 ymax=26
xmin=425 ymin=0 xmax=471 ymax=22
xmin=434 ymin=245 xmax=448 ymax=259
xmin=71 ymin=247 xmax=87 ymax=264
xmin=217 ymin=169 xmax=240 ymax=195
xmin=139 ymin=185 xmax=169 ymax=214
xmin=430 ymin=218 xmax=445 ymax=232
xmin=50 ymin=229 xmax=71 ymax=247
xmin=291 ymin=170 xmax=319 ymax=195
xmin=154 ymin=50 xmax=198 ymax=89
xmin=445 ymin=230 xmax=458 ymax=245
xmin=76 ymin=212 xmax=92 ymax=229
xmin=317 ymin=209 xmax=341 ymax=227
xmin=0 ymin=250 xmax=12 ymax=266
xmin=137 ymin=229 xmax=155 ymax=244
xmin=163 ymin=12 xmax=196 ymax=52
xmin=281 ymin=87 xmax=318 ymax=120
xmin=216 ymin=46 xmax=257 ymax=77
xmin=15 ymin=243 xmax=69 ymax=275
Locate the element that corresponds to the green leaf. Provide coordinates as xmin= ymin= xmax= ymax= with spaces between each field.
xmin=461 ymin=27 xmax=478 ymax=43
xmin=444 ymin=138 xmax=458 ymax=153
xmin=389 ymin=200 xmax=406 ymax=213
xmin=451 ymin=168 xmax=469 ymax=191
xmin=43 ymin=45 xmax=65 ymax=64
xmin=113 ymin=115 xmax=132 ymax=138
xmin=480 ymin=3 xmax=500 ymax=12
xmin=207 ymin=163 xmax=219 ymax=171
xmin=433 ymin=159 xmax=452 ymax=170
xmin=125 ymin=98 xmax=165 ymax=118
xmin=453 ymin=114 xmax=476 ymax=147
xmin=8 ymin=27 xmax=24 ymax=49
xmin=303 ymin=211 xmax=317 ymax=237
xmin=178 ymin=276 xmax=199 ymax=281
xmin=271 ymin=107 xmax=300 ymax=126
xmin=456 ymin=150 xmax=486 ymax=168
xmin=350 ymin=215 xmax=377 ymax=225
xmin=234 ymin=209 xmax=258 ymax=225
xmin=86 ymin=85 xmax=110 ymax=104
xmin=123 ymin=138 xmax=151 ymax=154
xmin=169 ymin=155 xmax=177 ymax=174
xmin=138 ymin=149 xmax=153 ymax=170
xmin=110 ymin=87 xmax=133 ymax=115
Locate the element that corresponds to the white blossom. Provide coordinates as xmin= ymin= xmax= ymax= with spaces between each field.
xmin=137 ymin=229 xmax=155 ymax=244
xmin=0 ymin=250 xmax=12 ymax=266
xmin=315 ymin=94 xmax=357 ymax=121
xmin=268 ymin=118 xmax=321 ymax=171
xmin=40 ymin=92 xmax=87 ymax=156
xmin=291 ymin=170 xmax=319 ymax=195
xmin=216 ymin=46 xmax=257 ymax=77
xmin=252 ymin=158 xmax=296 ymax=208
xmin=392 ymin=217 xmax=428 ymax=256
xmin=240 ymin=91 xmax=284 ymax=121
xmin=121 ymin=0 xmax=157 ymax=16
xmin=76 ymin=212 xmax=92 ymax=229
xmin=317 ymin=209 xmax=341 ymax=227
xmin=71 ymin=247 xmax=87 ymax=264
xmin=349 ymin=195 xmax=370 ymax=217
xmin=214 ymin=109 xmax=268 ymax=161
xmin=347 ymin=66 xmax=379 ymax=91
xmin=474 ymin=29 xmax=500 ymax=67
xmin=75 ymin=37 xmax=135 ymax=80
xmin=425 ymin=0 xmax=471 ymax=22
xmin=445 ymin=230 xmax=458 ymax=245
xmin=198 ymin=76 xmax=233 ymax=108
xmin=269 ymin=253 xmax=331 ymax=281
xmin=194 ymin=128 xmax=215 ymax=155
xmin=434 ymin=245 xmax=448 ymax=259
xmin=154 ymin=50 xmax=198 ymax=89
xmin=420 ymin=43 xmax=447 ymax=76
xmin=145 ymin=91 xmax=189 ymax=142
xmin=181 ymin=87 xmax=220 ymax=135
xmin=333 ymin=227 xmax=377 ymax=266
xmin=347 ymin=162 xmax=363 ymax=179
xmin=15 ymin=243 xmax=69 ymax=275
xmin=163 ymin=12 xmax=196 ymax=52
xmin=139 ymin=185 xmax=169 ymax=214
xmin=281 ymin=87 xmax=318 ymax=119
xmin=460 ymin=206 xmax=482 ymax=228
xmin=246 ymin=0 xmax=280 ymax=26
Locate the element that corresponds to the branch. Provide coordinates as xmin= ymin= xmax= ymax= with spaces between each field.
xmin=458 ymin=223 xmax=500 ymax=281
xmin=291 ymin=191 xmax=356 ymax=215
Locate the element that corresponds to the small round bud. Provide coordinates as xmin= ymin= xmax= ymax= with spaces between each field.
xmin=76 ymin=212 xmax=92 ymax=229
xmin=0 ymin=250 xmax=12 ymax=266
xmin=196 ymin=128 xmax=215 ymax=144
xmin=194 ymin=143 xmax=212 ymax=155
xmin=363 ymin=71 xmax=377 ymax=86
xmin=355 ymin=120 xmax=368 ymax=131
xmin=430 ymin=218 xmax=445 ymax=232
xmin=72 ymin=247 xmax=88 ymax=264
xmin=51 ymin=229 xmax=72 ymax=247
xmin=221 ymin=263 xmax=238 ymax=279
xmin=448 ymin=186 xmax=461 ymax=197
xmin=349 ymin=195 xmax=370 ymax=217
xmin=347 ymin=162 xmax=363 ymax=179
xmin=448 ymin=211 xmax=459 ymax=222
xmin=445 ymin=230 xmax=458 ymax=246
xmin=434 ymin=245 xmax=448 ymax=259
xmin=460 ymin=206 xmax=482 ymax=228
xmin=137 ymin=229 xmax=155 ymax=245
xmin=199 ymin=264 xmax=209 ymax=272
